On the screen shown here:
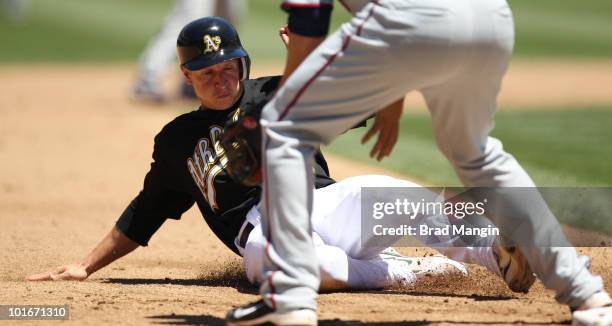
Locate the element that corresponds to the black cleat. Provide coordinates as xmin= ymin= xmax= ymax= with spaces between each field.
xmin=226 ymin=299 xmax=317 ymax=326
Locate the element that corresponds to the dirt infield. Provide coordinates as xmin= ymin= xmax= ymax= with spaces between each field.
xmin=1 ymin=62 xmax=611 ymax=325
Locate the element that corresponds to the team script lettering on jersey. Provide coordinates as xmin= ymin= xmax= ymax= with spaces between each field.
xmin=187 ymin=125 xmax=228 ymax=211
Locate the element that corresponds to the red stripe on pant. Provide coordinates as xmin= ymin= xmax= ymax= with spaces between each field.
xmin=266 ymin=268 xmax=277 ymax=309
xmin=262 ymin=136 xmax=277 ymax=309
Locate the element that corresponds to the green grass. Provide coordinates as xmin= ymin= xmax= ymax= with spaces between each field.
xmin=325 ymin=107 xmax=612 ymax=187
xmin=1 ymin=0 xmax=611 ymax=63
xmin=0 ymin=0 xmax=170 ymax=62
xmin=237 ymin=1 xmax=352 ymax=62
xmin=0 ymin=0 xmax=351 ymax=63
xmin=510 ymin=0 xmax=612 ymax=57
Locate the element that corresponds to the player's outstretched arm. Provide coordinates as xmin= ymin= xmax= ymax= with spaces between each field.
xmin=25 ymin=226 xmax=139 ymax=281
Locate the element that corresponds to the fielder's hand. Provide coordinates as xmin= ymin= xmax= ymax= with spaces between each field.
xmin=362 ymin=97 xmax=403 ymax=161
xmin=26 ymin=263 xmax=88 ymax=281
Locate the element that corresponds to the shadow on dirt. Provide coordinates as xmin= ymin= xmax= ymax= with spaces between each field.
xmin=102 ymin=275 xmax=256 ymax=294
xmin=103 ymin=276 xmax=516 ymax=301
xmin=102 ymin=273 xmax=520 ymax=302
xmin=147 ymin=313 xmax=570 ymax=325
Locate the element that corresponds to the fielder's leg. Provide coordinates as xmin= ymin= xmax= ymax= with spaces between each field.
xmin=421 ymin=0 xmax=603 ymax=306
xmin=253 ymin=0 xmax=485 ymax=317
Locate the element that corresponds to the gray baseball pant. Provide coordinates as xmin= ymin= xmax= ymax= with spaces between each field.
xmin=259 ymin=0 xmax=603 ymax=312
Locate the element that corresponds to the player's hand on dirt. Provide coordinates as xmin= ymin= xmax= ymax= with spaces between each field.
xmin=25 ymin=263 xmax=88 ymax=281
xmin=361 ymin=98 xmax=403 ymax=161
xmin=279 ymin=25 xmax=290 ymax=47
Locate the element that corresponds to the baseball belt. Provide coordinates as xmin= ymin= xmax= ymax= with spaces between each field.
xmin=237 ymin=221 xmax=255 ymax=249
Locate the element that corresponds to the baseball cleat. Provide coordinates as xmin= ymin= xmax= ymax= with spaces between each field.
xmin=492 ymin=240 xmax=536 ymax=293
xmin=572 ymin=291 xmax=612 ymax=326
xmin=381 ymin=248 xmax=469 ymax=278
xmin=378 ymin=247 xmax=404 ymax=260
xmin=411 ymin=255 xmax=469 ymax=277
xmin=226 ymin=299 xmax=317 ymax=326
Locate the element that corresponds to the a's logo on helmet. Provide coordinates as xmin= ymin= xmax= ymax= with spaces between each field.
xmin=203 ymin=35 xmax=221 ymax=54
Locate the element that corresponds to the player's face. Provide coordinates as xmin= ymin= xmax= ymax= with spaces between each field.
xmin=184 ymin=60 xmax=241 ymax=110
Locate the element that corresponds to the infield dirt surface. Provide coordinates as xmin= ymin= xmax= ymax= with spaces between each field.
xmin=1 ymin=61 xmax=611 ymax=325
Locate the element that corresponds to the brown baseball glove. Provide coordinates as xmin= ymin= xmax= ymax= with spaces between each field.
xmin=220 ymin=99 xmax=265 ymax=186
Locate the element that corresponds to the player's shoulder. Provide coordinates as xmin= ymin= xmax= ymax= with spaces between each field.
xmin=242 ymin=75 xmax=282 ymax=102
xmin=154 ymin=108 xmax=203 ymax=145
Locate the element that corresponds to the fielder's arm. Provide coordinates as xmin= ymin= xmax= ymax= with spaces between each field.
xmin=278 ymin=6 xmax=331 ymax=86
xmin=279 ymin=32 xmax=325 ymax=86
xmin=25 ymin=226 xmax=138 ymax=281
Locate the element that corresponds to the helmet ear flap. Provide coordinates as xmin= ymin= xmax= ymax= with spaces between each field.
xmin=239 ymin=56 xmax=251 ymax=80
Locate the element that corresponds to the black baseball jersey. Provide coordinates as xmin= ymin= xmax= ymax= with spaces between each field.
xmin=116 ymin=76 xmax=335 ymax=255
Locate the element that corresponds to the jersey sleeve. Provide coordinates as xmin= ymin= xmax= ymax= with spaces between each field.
xmin=115 ymin=134 xmax=195 ymax=246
